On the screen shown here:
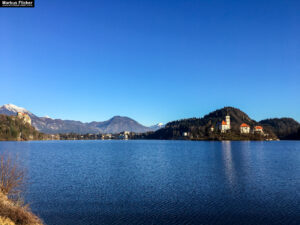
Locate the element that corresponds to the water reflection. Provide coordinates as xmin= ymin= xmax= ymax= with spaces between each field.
xmin=221 ymin=141 xmax=236 ymax=187
xmin=0 ymin=141 xmax=299 ymax=225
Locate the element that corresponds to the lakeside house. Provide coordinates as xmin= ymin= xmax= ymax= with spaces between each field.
xmin=240 ymin=123 xmax=250 ymax=134
xmin=239 ymin=124 xmax=264 ymax=134
xmin=254 ymin=126 xmax=263 ymax=133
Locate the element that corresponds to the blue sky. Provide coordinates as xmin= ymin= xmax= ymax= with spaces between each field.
xmin=0 ymin=0 xmax=299 ymax=126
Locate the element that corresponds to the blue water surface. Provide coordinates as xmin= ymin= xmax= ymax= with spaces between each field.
xmin=0 ymin=140 xmax=299 ymax=225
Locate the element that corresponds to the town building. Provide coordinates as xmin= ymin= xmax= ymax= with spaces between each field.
xmin=210 ymin=126 xmax=214 ymax=132
xmin=183 ymin=132 xmax=189 ymax=137
xmin=101 ymin=134 xmax=112 ymax=140
xmin=119 ymin=131 xmax=130 ymax=140
xmin=17 ymin=112 xmax=31 ymax=125
xmin=240 ymin=123 xmax=250 ymax=134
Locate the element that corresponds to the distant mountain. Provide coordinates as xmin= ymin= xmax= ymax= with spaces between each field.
xmin=149 ymin=123 xmax=165 ymax=131
xmin=33 ymin=117 xmax=101 ymax=134
xmin=0 ymin=104 xmax=152 ymax=134
xmin=88 ymin=116 xmax=151 ymax=133
xmin=146 ymin=107 xmax=277 ymax=140
xmin=260 ymin=118 xmax=300 ymax=140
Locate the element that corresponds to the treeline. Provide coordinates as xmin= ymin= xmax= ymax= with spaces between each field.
xmin=142 ymin=126 xmax=271 ymax=141
xmin=259 ymin=118 xmax=300 ymax=140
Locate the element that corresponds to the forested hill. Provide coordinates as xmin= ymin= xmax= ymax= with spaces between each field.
xmin=0 ymin=114 xmax=45 ymax=141
xmin=259 ymin=118 xmax=300 ymax=140
xmin=146 ymin=107 xmax=277 ymax=140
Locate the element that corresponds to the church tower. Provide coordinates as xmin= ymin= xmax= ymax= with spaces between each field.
xmin=226 ymin=115 xmax=230 ymax=129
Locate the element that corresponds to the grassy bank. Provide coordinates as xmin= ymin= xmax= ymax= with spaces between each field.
xmin=0 ymin=193 xmax=42 ymax=225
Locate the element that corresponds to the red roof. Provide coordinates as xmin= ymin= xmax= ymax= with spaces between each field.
xmin=255 ymin=126 xmax=263 ymax=130
xmin=222 ymin=121 xmax=227 ymax=125
xmin=240 ymin=123 xmax=250 ymax=127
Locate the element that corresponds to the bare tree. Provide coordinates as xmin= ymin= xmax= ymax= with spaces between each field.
xmin=0 ymin=154 xmax=25 ymax=198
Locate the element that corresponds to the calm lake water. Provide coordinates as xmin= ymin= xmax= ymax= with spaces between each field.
xmin=0 ymin=140 xmax=299 ymax=225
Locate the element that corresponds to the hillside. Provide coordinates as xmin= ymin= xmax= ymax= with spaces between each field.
xmin=260 ymin=118 xmax=300 ymax=140
xmin=146 ymin=107 xmax=277 ymax=140
xmin=0 ymin=115 xmax=45 ymax=141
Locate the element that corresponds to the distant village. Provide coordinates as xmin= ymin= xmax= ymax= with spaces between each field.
xmin=55 ymin=131 xmax=136 ymax=140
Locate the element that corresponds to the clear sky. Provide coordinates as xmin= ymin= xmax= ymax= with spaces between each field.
xmin=0 ymin=0 xmax=299 ymax=126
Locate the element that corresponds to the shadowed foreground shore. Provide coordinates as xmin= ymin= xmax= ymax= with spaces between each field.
xmin=0 ymin=193 xmax=42 ymax=225
xmin=0 ymin=154 xmax=42 ymax=225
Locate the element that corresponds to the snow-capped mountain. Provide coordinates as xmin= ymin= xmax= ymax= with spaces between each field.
xmin=0 ymin=104 xmax=31 ymax=115
xmin=149 ymin=122 xmax=165 ymax=131
xmin=0 ymin=104 xmax=155 ymax=134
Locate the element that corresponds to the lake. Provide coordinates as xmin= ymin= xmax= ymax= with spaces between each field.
xmin=0 ymin=140 xmax=299 ymax=225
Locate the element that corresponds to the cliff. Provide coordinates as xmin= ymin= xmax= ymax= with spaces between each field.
xmin=0 ymin=115 xmax=45 ymax=141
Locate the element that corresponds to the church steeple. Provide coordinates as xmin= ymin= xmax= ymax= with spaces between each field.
xmin=226 ymin=114 xmax=230 ymax=129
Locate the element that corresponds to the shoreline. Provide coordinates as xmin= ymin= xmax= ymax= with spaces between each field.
xmin=0 ymin=138 xmax=284 ymax=142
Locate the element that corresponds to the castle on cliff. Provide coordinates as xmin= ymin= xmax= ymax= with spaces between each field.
xmin=17 ymin=112 xmax=32 ymax=125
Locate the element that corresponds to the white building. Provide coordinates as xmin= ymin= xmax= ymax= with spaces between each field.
xmin=183 ymin=132 xmax=189 ymax=137
xmin=240 ymin=123 xmax=250 ymax=134
xmin=119 ymin=131 xmax=130 ymax=140
xmin=254 ymin=126 xmax=263 ymax=133
xmin=219 ymin=115 xmax=231 ymax=133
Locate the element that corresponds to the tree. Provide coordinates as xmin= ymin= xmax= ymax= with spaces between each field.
xmin=0 ymin=154 xmax=25 ymax=198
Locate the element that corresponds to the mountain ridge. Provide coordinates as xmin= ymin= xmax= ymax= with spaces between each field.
xmin=1 ymin=104 xmax=299 ymax=140
xmin=0 ymin=104 xmax=156 ymax=134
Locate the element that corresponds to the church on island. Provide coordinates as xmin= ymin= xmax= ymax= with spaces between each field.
xmin=211 ymin=115 xmax=264 ymax=134
xmin=219 ymin=115 xmax=231 ymax=133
